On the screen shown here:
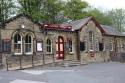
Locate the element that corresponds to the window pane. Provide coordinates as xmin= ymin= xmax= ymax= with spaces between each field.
xmin=109 ymin=40 xmax=113 ymax=51
xmin=80 ymin=42 xmax=85 ymax=51
xmin=99 ymin=43 xmax=103 ymax=51
xmin=47 ymin=46 xmax=51 ymax=52
xmin=89 ymin=31 xmax=94 ymax=51
xmin=25 ymin=34 xmax=32 ymax=54
xmin=14 ymin=34 xmax=22 ymax=54
xmin=29 ymin=36 xmax=31 ymax=43
xmin=69 ymin=40 xmax=72 ymax=52
xmin=25 ymin=35 xmax=31 ymax=43
xmin=14 ymin=44 xmax=21 ymax=53
xmin=14 ymin=34 xmax=21 ymax=43
xmin=25 ymin=44 xmax=31 ymax=53
xmin=46 ymin=39 xmax=52 ymax=53
xmin=2 ymin=39 xmax=11 ymax=52
xmin=47 ymin=39 xmax=51 ymax=45
xmin=95 ymin=39 xmax=99 ymax=51
xmin=25 ymin=35 xmax=28 ymax=43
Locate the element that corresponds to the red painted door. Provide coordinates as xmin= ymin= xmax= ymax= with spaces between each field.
xmin=56 ymin=36 xmax=64 ymax=59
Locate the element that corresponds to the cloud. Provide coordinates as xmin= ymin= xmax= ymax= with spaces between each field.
xmin=84 ymin=0 xmax=125 ymax=10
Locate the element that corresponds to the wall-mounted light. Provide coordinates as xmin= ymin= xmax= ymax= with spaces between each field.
xmin=21 ymin=24 xmax=25 ymax=28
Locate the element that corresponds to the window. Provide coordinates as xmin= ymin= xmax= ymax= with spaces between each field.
xmin=25 ymin=34 xmax=33 ymax=54
xmin=14 ymin=34 xmax=22 ymax=54
xmin=99 ymin=43 xmax=104 ymax=51
xmin=2 ymin=39 xmax=11 ymax=53
xmin=68 ymin=40 xmax=72 ymax=52
xmin=95 ymin=39 xmax=99 ymax=51
xmin=89 ymin=31 xmax=94 ymax=51
xmin=109 ymin=39 xmax=113 ymax=51
xmin=46 ymin=39 xmax=52 ymax=53
xmin=80 ymin=42 xmax=85 ymax=51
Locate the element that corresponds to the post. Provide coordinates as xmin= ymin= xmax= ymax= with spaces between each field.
xmin=6 ymin=58 xmax=9 ymax=71
xmin=52 ymin=53 xmax=55 ymax=63
xmin=19 ymin=56 xmax=22 ymax=69
xmin=32 ymin=55 xmax=34 ymax=67
xmin=43 ymin=53 xmax=45 ymax=65
xmin=76 ymin=30 xmax=80 ymax=60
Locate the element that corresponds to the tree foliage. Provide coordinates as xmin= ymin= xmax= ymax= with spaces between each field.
xmin=107 ymin=9 xmax=125 ymax=32
xmin=42 ymin=0 xmax=64 ymax=23
xmin=87 ymin=8 xmax=112 ymax=25
xmin=1 ymin=0 xmax=118 ymax=27
xmin=0 ymin=0 xmax=14 ymax=23
xmin=64 ymin=0 xmax=88 ymax=21
xmin=18 ymin=0 xmax=64 ymax=23
xmin=17 ymin=0 xmax=43 ymax=21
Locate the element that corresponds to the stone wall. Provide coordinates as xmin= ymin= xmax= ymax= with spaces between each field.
xmin=80 ymin=21 xmax=111 ymax=63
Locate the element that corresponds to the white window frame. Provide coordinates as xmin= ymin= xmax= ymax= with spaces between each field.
xmin=25 ymin=34 xmax=33 ymax=55
xmin=14 ymin=34 xmax=23 ymax=55
xmin=103 ymin=42 xmax=106 ymax=51
xmin=46 ymin=39 xmax=52 ymax=53
xmin=95 ymin=39 xmax=99 ymax=51
xmin=109 ymin=39 xmax=113 ymax=51
xmin=84 ymin=39 xmax=88 ymax=52
xmin=68 ymin=40 xmax=73 ymax=53
xmin=89 ymin=31 xmax=94 ymax=51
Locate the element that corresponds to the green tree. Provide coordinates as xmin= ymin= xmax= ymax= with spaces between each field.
xmin=18 ymin=0 xmax=64 ymax=23
xmin=17 ymin=0 xmax=43 ymax=21
xmin=108 ymin=9 xmax=125 ymax=32
xmin=64 ymin=0 xmax=88 ymax=21
xmin=87 ymin=8 xmax=112 ymax=25
xmin=42 ymin=0 xmax=64 ymax=23
xmin=0 ymin=0 xmax=14 ymax=23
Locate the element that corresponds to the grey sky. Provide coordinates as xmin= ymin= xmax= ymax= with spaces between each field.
xmin=84 ymin=0 xmax=125 ymax=10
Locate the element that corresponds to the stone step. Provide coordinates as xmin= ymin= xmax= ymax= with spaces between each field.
xmin=61 ymin=61 xmax=84 ymax=67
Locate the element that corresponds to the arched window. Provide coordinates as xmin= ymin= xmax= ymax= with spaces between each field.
xmin=25 ymin=34 xmax=33 ymax=54
xmin=46 ymin=39 xmax=52 ymax=53
xmin=14 ymin=33 xmax=22 ymax=54
xmin=68 ymin=39 xmax=72 ymax=52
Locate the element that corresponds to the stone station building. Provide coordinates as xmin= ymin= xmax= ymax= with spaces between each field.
xmin=0 ymin=14 xmax=125 ymax=70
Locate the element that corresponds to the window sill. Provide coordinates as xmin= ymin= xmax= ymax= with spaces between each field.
xmin=25 ymin=53 xmax=33 ymax=55
xmin=14 ymin=53 xmax=22 ymax=55
xmin=46 ymin=53 xmax=53 ymax=55
xmin=13 ymin=53 xmax=33 ymax=56
xmin=69 ymin=52 xmax=74 ymax=55
xmin=89 ymin=50 xmax=94 ymax=52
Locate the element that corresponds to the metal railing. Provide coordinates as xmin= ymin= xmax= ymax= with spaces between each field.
xmin=5 ymin=53 xmax=65 ymax=71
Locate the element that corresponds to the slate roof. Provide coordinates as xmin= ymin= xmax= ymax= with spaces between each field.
xmin=66 ymin=16 xmax=125 ymax=37
xmin=65 ymin=16 xmax=106 ymax=34
xmin=66 ymin=17 xmax=92 ymax=30
xmin=101 ymin=25 xmax=125 ymax=36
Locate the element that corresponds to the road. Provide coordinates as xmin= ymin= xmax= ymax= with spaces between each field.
xmin=0 ymin=62 xmax=125 ymax=83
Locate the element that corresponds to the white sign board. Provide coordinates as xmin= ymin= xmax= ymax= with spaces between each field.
xmin=37 ymin=42 xmax=43 ymax=51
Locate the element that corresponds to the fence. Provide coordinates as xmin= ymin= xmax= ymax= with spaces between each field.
xmin=110 ymin=52 xmax=125 ymax=62
xmin=5 ymin=53 xmax=65 ymax=71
